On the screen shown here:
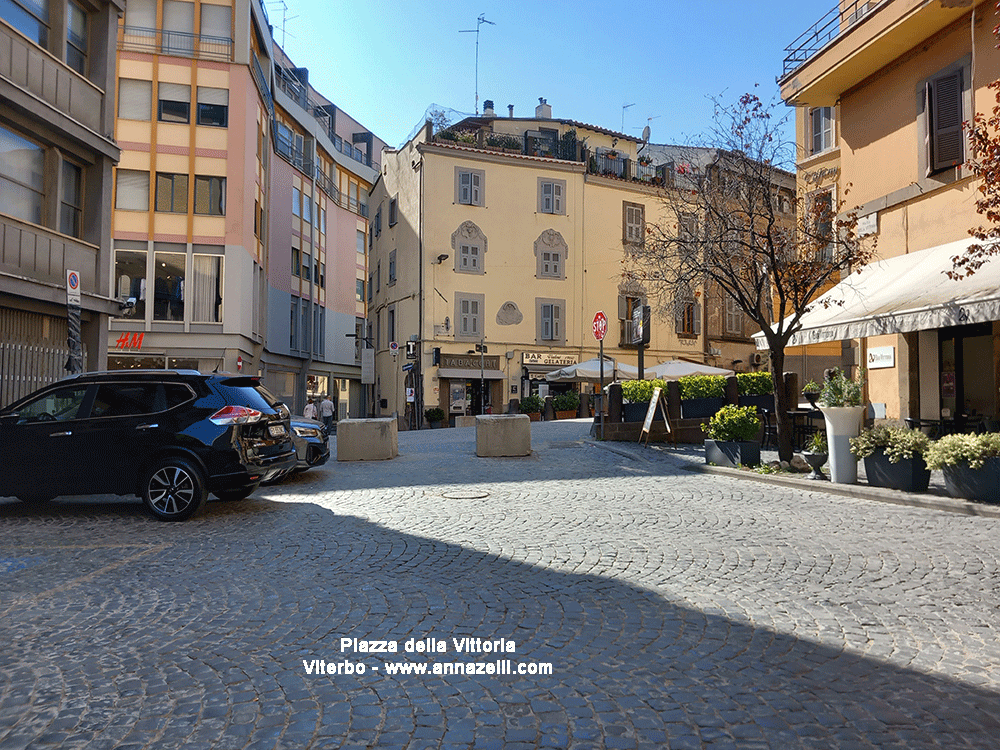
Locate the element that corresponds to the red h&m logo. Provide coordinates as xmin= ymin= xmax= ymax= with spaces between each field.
xmin=115 ymin=332 xmax=144 ymax=350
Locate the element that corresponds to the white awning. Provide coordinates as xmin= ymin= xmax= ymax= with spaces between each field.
xmin=753 ymin=238 xmax=1000 ymax=349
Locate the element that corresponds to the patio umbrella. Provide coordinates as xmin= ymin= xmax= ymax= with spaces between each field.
xmin=644 ymin=360 xmax=734 ymax=380
xmin=544 ymin=357 xmax=639 ymax=382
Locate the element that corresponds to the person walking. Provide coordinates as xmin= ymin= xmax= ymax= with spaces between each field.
xmin=303 ymin=397 xmax=317 ymax=421
xmin=319 ymin=394 xmax=335 ymax=433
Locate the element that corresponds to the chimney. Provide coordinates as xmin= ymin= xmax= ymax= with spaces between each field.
xmin=508 ymin=104 xmax=514 ymax=118
xmin=483 ymin=100 xmax=495 ymax=116
xmin=535 ymin=97 xmax=551 ymax=119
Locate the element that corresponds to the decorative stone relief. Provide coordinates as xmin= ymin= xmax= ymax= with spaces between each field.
xmin=496 ymin=301 xmax=523 ymax=326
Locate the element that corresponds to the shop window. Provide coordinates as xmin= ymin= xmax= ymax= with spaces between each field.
xmin=153 ymin=248 xmax=186 ymax=321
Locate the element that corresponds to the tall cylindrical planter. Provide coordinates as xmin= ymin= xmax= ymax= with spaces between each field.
xmin=821 ymin=406 xmax=866 ymax=484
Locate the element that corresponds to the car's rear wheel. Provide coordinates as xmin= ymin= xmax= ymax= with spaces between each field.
xmin=143 ymin=458 xmax=207 ymax=521
xmin=213 ymin=483 xmax=259 ymax=502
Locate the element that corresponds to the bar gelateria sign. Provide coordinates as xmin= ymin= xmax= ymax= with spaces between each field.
xmin=522 ymin=352 xmax=577 ymax=367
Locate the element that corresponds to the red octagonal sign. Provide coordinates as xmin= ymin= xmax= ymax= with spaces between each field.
xmin=593 ymin=311 xmax=608 ymax=341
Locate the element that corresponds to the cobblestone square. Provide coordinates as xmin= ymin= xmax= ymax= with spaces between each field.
xmin=2 ymin=420 xmax=999 ymax=749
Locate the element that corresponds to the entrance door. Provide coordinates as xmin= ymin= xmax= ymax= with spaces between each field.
xmin=939 ymin=323 xmax=995 ymax=428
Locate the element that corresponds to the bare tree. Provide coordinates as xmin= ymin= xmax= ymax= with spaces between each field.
xmin=952 ymin=9 xmax=1000 ymax=280
xmin=624 ymin=92 xmax=876 ymax=461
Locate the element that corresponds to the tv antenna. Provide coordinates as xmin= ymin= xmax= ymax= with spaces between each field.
xmin=266 ymin=1 xmax=298 ymax=48
xmin=459 ymin=14 xmax=495 ymax=115
xmin=621 ymin=102 xmax=635 ymax=133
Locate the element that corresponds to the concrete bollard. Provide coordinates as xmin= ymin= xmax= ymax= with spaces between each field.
xmin=476 ymin=414 xmax=531 ymax=457
xmin=337 ymin=418 xmax=398 ymax=461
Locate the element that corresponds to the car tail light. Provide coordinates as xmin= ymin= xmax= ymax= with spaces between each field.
xmin=209 ymin=405 xmax=264 ymax=425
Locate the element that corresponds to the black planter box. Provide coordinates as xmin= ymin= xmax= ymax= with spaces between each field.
xmin=622 ymin=402 xmax=667 ymax=423
xmin=738 ymin=394 xmax=775 ymax=412
xmin=681 ymin=397 xmax=727 ymax=420
xmin=704 ymin=439 xmax=761 ymax=468
xmin=943 ymin=458 xmax=1000 ymax=503
xmin=863 ymin=449 xmax=930 ymax=493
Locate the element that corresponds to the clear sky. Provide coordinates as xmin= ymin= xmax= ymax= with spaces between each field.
xmin=266 ymin=0 xmax=824 ymax=151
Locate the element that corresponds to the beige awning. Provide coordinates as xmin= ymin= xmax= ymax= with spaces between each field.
xmin=753 ymin=239 xmax=1000 ymax=349
xmin=437 ymin=368 xmax=506 ymax=380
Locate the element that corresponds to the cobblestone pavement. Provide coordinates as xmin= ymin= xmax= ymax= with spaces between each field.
xmin=2 ymin=419 xmax=999 ymax=749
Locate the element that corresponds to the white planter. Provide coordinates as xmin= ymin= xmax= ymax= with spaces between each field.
xmin=820 ymin=406 xmax=866 ymax=484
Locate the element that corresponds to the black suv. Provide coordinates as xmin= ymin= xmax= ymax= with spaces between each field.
xmin=0 ymin=370 xmax=296 ymax=521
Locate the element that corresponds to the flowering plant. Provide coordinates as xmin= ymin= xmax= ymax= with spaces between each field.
xmin=924 ymin=432 xmax=1000 ymax=470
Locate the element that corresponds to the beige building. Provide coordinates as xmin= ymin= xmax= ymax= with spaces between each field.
xmin=777 ymin=0 xmax=1000 ymax=427
xmin=369 ymin=99 xmax=785 ymax=427
xmin=1 ymin=0 xmax=123 ymax=403
xmin=110 ymin=0 xmax=383 ymax=417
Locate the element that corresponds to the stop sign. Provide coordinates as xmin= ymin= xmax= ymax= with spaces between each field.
xmin=593 ymin=311 xmax=608 ymax=341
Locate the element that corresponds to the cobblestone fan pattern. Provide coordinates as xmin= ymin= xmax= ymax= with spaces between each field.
xmin=2 ymin=421 xmax=999 ymax=749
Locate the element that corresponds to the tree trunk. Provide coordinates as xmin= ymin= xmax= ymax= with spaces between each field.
xmin=770 ymin=349 xmax=795 ymax=462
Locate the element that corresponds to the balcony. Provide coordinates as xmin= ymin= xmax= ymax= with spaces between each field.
xmin=780 ymin=0 xmax=980 ymax=106
xmin=119 ymin=26 xmax=232 ymax=61
xmin=781 ymin=0 xmax=882 ymax=77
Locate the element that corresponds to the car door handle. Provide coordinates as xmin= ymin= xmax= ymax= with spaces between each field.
xmin=50 ymin=431 xmax=72 ymax=437
xmin=136 ymin=423 xmax=159 ymax=430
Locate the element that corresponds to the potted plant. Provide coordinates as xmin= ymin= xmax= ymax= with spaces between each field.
xmin=819 ymin=369 xmax=866 ymax=484
xmin=552 ymin=391 xmax=581 ymax=419
xmin=849 ymin=423 xmax=931 ymax=492
xmin=802 ymin=380 xmax=822 ymax=408
xmin=924 ymin=433 xmax=1000 ymax=503
xmin=679 ymin=375 xmax=728 ymax=419
xmin=736 ymin=372 xmax=775 ymax=413
xmin=801 ymin=432 xmax=829 ymax=480
xmin=620 ymin=379 xmax=667 ymax=423
xmin=702 ymin=404 xmax=761 ymax=468
xmin=519 ymin=394 xmax=544 ymax=422
xmin=424 ymin=407 xmax=445 ymax=429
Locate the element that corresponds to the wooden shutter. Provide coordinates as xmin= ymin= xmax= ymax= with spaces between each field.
xmin=553 ymin=304 xmax=561 ymax=339
xmin=553 ymin=182 xmax=563 ymax=213
xmin=459 ymin=172 xmax=471 ymax=204
xmin=541 ymin=304 xmax=552 ymax=339
xmin=693 ymin=302 xmax=702 ymax=336
xmin=471 ymin=172 xmax=481 ymax=205
xmin=541 ymin=182 xmax=553 ymax=212
xmin=931 ymin=71 xmax=963 ymax=171
xmin=470 ymin=300 xmax=479 ymax=334
xmin=618 ymin=295 xmax=628 ymax=320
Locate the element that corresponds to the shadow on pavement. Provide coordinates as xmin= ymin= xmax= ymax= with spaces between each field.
xmin=1 ymin=496 xmax=998 ymax=749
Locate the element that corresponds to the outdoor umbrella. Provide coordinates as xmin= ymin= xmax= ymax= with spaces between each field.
xmin=545 ymin=357 xmax=639 ymax=382
xmin=644 ymin=360 xmax=734 ymax=380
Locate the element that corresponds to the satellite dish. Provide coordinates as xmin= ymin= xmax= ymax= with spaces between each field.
xmin=642 ymin=124 xmax=650 ymax=143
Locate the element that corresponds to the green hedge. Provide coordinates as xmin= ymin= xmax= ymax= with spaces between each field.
xmin=677 ymin=375 xmax=726 ymax=400
xmin=736 ymin=371 xmax=773 ymax=396
xmin=701 ymin=405 xmax=761 ymax=442
xmin=620 ymin=379 xmax=667 ymax=403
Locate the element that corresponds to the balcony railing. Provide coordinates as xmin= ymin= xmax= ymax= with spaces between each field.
xmin=781 ymin=0 xmax=882 ymax=77
xmin=119 ymin=25 xmax=232 ymax=61
xmin=273 ymin=67 xmax=379 ymax=173
xmin=251 ymin=54 xmax=273 ymax=116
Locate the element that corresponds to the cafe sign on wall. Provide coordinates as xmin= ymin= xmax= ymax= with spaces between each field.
xmin=522 ymin=352 xmax=577 ymax=367
xmin=440 ymin=353 xmax=500 ymax=370
xmin=867 ymin=346 xmax=895 ymax=369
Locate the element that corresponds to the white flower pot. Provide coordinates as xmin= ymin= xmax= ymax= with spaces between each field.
xmin=821 ymin=406 xmax=866 ymax=484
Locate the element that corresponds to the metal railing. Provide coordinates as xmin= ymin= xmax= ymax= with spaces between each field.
xmin=251 ymin=54 xmax=273 ymax=116
xmin=119 ymin=25 xmax=233 ymax=61
xmin=781 ymin=0 xmax=882 ymax=77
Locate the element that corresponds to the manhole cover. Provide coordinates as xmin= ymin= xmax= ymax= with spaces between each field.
xmin=440 ymin=490 xmax=490 ymax=500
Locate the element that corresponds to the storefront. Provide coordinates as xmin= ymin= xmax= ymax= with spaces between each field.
xmin=521 ymin=352 xmax=578 ymax=400
xmin=436 ymin=353 xmax=505 ymax=417
xmin=755 ymin=239 xmax=1000 ymax=425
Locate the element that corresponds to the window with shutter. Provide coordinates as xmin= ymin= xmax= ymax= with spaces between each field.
xmin=929 ymin=70 xmax=964 ymax=171
xmin=116 ymin=170 xmax=150 ymax=211
xmin=459 ymin=172 xmax=471 ymax=204
xmin=199 ymin=4 xmax=231 ymax=39
xmin=155 ymin=173 xmax=188 ymax=213
xmin=623 ymin=202 xmax=644 ymax=245
xmin=810 ymin=107 xmax=834 ymax=155
xmin=162 ymin=0 xmax=195 ymax=54
xmin=471 ymin=173 xmax=481 ymax=204
xmin=541 ymin=304 xmax=553 ymax=340
xmin=158 ymin=82 xmax=191 ymax=123
xmin=456 ymin=168 xmax=484 ymax=206
xmin=119 ymin=79 xmax=152 ymax=121
xmin=197 ymin=87 xmax=229 ymax=127
xmin=194 ymin=176 xmax=225 ymax=215
xmin=541 ymin=182 xmax=553 ymax=212
xmin=455 ymin=293 xmax=484 ymax=340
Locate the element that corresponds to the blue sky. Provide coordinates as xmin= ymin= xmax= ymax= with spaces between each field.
xmin=267 ymin=0 xmax=824 ymax=151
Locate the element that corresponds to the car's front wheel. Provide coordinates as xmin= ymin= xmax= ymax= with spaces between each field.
xmin=142 ymin=458 xmax=207 ymax=521
xmin=213 ymin=483 xmax=259 ymax=502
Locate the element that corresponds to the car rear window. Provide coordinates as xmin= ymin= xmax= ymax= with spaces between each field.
xmin=214 ymin=378 xmax=282 ymax=412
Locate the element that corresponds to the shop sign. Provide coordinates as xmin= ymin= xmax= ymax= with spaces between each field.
xmin=522 ymin=352 xmax=577 ymax=367
xmin=114 ymin=332 xmax=144 ymax=350
xmin=867 ymin=346 xmax=895 ymax=369
xmin=441 ymin=353 xmax=500 ymax=370
xmin=857 ymin=213 xmax=877 ymax=237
